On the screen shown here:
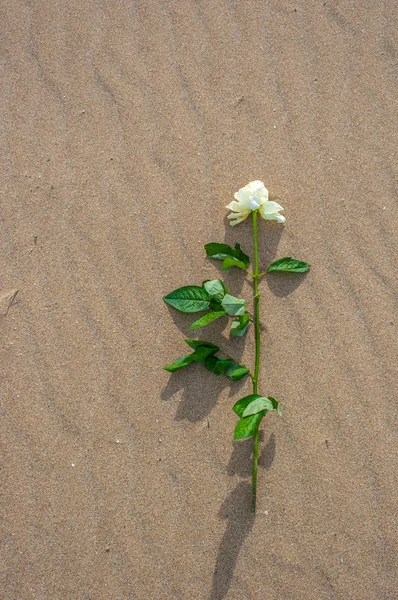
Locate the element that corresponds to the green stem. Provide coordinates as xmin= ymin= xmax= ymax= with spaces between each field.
xmin=251 ymin=210 xmax=261 ymax=514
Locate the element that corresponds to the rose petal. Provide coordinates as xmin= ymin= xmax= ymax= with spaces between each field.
xmin=260 ymin=200 xmax=284 ymax=214
xmin=274 ymin=214 xmax=286 ymax=223
xmin=260 ymin=211 xmax=286 ymax=222
xmin=226 ymin=200 xmax=246 ymax=213
xmin=249 ymin=180 xmax=265 ymax=190
xmin=227 ymin=210 xmax=249 ymax=219
xmin=233 ymin=189 xmax=252 ymax=208
xmin=229 ymin=214 xmax=249 ymax=226
xmin=250 ymin=181 xmax=268 ymax=201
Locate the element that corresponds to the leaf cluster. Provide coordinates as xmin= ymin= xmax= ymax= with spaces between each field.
xmin=164 ymin=339 xmax=250 ymax=381
xmin=163 ymin=241 xmax=309 ymax=443
xmin=204 ymin=242 xmax=250 ymax=271
xmin=163 ymin=277 xmax=250 ymax=337
xmin=205 ymin=242 xmax=310 ymax=275
xmin=232 ymin=394 xmax=281 ymax=440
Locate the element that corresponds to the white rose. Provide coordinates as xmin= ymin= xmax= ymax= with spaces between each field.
xmin=226 ymin=180 xmax=285 ymax=226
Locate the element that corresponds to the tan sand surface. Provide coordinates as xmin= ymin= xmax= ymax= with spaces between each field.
xmin=1 ymin=1 xmax=397 ymax=598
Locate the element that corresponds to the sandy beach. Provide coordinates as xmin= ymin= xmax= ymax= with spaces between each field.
xmin=1 ymin=1 xmax=397 ymax=598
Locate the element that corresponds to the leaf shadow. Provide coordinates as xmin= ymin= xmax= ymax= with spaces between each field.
xmin=162 ymin=304 xmax=250 ymax=423
xmin=165 ymin=305 xmax=231 ymax=341
xmin=212 ymin=267 xmax=248 ymax=297
xmin=161 ymin=365 xmax=248 ymax=423
xmin=210 ymin=481 xmax=255 ymax=600
xmin=164 ymin=303 xmax=251 ymax=367
xmin=265 ymin=270 xmax=310 ymax=297
xmin=223 ymin=216 xmax=310 ymax=299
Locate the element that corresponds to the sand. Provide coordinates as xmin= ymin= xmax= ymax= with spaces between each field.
xmin=1 ymin=1 xmax=397 ymax=598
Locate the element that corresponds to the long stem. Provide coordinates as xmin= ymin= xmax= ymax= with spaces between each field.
xmin=251 ymin=210 xmax=261 ymax=513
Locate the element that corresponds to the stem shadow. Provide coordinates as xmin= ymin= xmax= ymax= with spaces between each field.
xmin=223 ymin=216 xmax=284 ymax=281
xmin=222 ymin=216 xmax=308 ymax=298
xmin=210 ymin=481 xmax=255 ymax=600
xmin=209 ymin=433 xmax=275 ymax=598
xmin=227 ymin=432 xmax=275 ymax=477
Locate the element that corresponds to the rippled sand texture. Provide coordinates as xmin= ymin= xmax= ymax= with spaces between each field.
xmin=1 ymin=1 xmax=397 ymax=599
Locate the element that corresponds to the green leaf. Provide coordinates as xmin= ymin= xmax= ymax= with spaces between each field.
xmin=226 ymin=363 xmax=251 ymax=381
xmin=204 ymin=355 xmax=218 ymax=371
xmin=205 ymin=242 xmax=250 ymax=268
xmin=213 ymin=358 xmax=234 ymax=375
xmin=185 ymin=339 xmax=219 ymax=350
xmin=230 ymin=321 xmax=249 ymax=337
xmin=202 ymin=279 xmax=227 ymax=301
xmin=204 ymin=242 xmax=235 ymax=260
xmin=163 ymin=286 xmax=210 ymax=313
xmin=221 ymin=294 xmax=246 ymax=317
xmin=240 ymin=313 xmax=250 ymax=327
xmin=203 ymin=355 xmax=250 ymax=381
xmin=233 ymin=413 xmax=265 ymax=440
xmin=165 ymin=340 xmax=250 ymax=381
xmin=233 ymin=394 xmax=281 ymax=417
xmin=239 ymin=313 xmax=250 ymax=329
xmin=164 ymin=342 xmax=220 ymax=373
xmin=164 ymin=339 xmax=250 ymax=382
xmin=164 ymin=355 xmax=195 ymax=372
xmin=267 ymin=257 xmax=310 ymax=273
xmin=209 ymin=299 xmax=223 ymax=311
xmin=221 ymin=257 xmax=247 ymax=271
xmin=265 ymin=396 xmax=282 ymax=416
xmin=242 ymin=397 xmax=274 ymax=417
xmin=190 ymin=346 xmax=219 ymax=362
xmin=234 ymin=243 xmax=250 ymax=267
xmin=230 ymin=313 xmax=250 ymax=337
xmin=233 ymin=393 xmax=263 ymax=417
xmin=189 ymin=310 xmax=226 ymax=330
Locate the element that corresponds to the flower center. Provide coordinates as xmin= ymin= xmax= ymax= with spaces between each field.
xmin=249 ymin=195 xmax=261 ymax=210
